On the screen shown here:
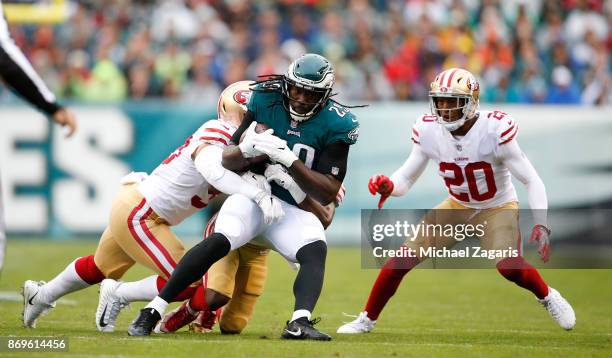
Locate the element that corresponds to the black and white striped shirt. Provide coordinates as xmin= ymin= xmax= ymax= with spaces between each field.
xmin=0 ymin=1 xmax=60 ymax=116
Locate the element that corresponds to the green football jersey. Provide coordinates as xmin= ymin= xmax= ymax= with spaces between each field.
xmin=247 ymin=87 xmax=359 ymax=206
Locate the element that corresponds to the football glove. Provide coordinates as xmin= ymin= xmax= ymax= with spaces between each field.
xmin=335 ymin=184 xmax=346 ymax=207
xmin=238 ymin=122 xmax=270 ymax=158
xmin=368 ymin=174 xmax=394 ymax=209
xmin=264 ymin=164 xmax=306 ymax=203
xmin=253 ymin=140 xmax=298 ymax=168
xmin=241 ymin=171 xmax=271 ymax=194
xmin=253 ymin=190 xmax=284 ymax=225
xmin=530 ymin=224 xmax=551 ymax=263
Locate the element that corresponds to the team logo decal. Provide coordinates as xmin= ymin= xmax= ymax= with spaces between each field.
xmin=233 ymin=90 xmax=252 ymax=105
xmin=456 ymin=144 xmax=462 ymax=151
xmin=467 ymin=76 xmax=479 ymax=92
xmin=348 ymin=127 xmax=360 ymax=141
xmin=290 ymin=120 xmax=298 ymax=128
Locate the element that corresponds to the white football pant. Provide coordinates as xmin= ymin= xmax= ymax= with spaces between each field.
xmin=214 ymin=194 xmax=326 ymax=263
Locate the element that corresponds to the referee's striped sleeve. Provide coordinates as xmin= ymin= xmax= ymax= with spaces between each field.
xmin=0 ymin=2 xmax=60 ymax=116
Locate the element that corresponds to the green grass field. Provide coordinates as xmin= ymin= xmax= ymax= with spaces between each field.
xmin=0 ymin=240 xmax=610 ymax=357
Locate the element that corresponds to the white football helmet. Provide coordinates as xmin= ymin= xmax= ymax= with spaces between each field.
xmin=217 ymin=80 xmax=254 ymax=128
xmin=429 ymin=68 xmax=480 ymax=131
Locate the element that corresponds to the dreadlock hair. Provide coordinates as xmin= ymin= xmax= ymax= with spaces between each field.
xmin=251 ymin=74 xmax=368 ymax=110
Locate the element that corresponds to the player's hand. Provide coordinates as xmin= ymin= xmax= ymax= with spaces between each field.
xmin=264 ymin=164 xmax=306 ymax=203
xmin=239 ymin=122 xmax=270 ymax=158
xmin=241 ymin=171 xmax=271 ymax=194
xmin=335 ymin=184 xmax=346 ymax=207
xmin=52 ymin=107 xmax=78 ymax=138
xmin=530 ymin=225 xmax=551 ymax=263
xmin=253 ymin=190 xmax=284 ymax=225
xmin=254 ymin=140 xmax=298 ymax=168
xmin=368 ymin=174 xmax=394 ymax=209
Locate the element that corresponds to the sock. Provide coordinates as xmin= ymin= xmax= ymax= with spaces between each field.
xmin=497 ymin=257 xmax=549 ymax=299
xmin=114 ymin=275 xmax=159 ymax=303
xmin=41 ymin=255 xmax=104 ymax=303
xmin=188 ymin=285 xmax=207 ymax=311
xmin=364 ymin=256 xmax=419 ymax=320
xmin=158 ymin=233 xmax=230 ymax=303
xmin=155 ymin=276 xmax=198 ymax=302
xmin=293 ymin=241 xmax=327 ymax=313
xmin=291 ymin=309 xmax=311 ymax=322
xmin=145 ymin=296 xmax=169 ymax=316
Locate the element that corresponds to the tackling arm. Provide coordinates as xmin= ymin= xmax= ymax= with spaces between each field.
xmin=193 ymin=144 xmax=262 ymax=199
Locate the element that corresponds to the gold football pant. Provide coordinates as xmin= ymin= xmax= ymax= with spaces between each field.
xmin=206 ymin=243 xmax=269 ymax=333
xmin=404 ymin=198 xmax=520 ymax=262
xmin=93 ymin=183 xmax=185 ymax=280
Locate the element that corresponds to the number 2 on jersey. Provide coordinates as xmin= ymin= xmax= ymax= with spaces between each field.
xmin=439 ymin=162 xmax=497 ymax=202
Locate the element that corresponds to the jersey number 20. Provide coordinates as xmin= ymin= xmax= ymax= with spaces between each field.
xmin=439 ymin=162 xmax=497 ymax=202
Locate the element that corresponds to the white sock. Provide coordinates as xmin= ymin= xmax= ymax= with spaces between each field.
xmin=290 ymin=309 xmax=311 ymax=322
xmin=40 ymin=259 xmax=89 ymax=304
xmin=145 ymin=296 xmax=169 ymax=316
xmin=115 ymin=275 xmax=159 ymax=303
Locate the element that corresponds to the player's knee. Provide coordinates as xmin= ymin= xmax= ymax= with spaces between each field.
xmin=296 ymin=240 xmax=327 ymax=265
xmin=205 ymin=288 xmax=231 ymax=310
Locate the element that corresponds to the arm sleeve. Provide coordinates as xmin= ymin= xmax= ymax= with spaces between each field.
xmin=499 ymin=139 xmax=548 ymax=226
xmin=315 ymin=141 xmax=349 ymax=182
xmin=0 ymin=8 xmax=61 ymax=116
xmin=194 ymin=145 xmax=261 ymax=200
xmin=389 ymin=144 xmax=429 ymax=196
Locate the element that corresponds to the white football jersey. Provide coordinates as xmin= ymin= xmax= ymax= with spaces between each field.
xmin=412 ymin=110 xmax=519 ymax=209
xmin=137 ymin=119 xmax=235 ymax=225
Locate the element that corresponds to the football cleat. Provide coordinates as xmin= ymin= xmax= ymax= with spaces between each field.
xmin=538 ymin=287 xmax=576 ymax=330
xmin=336 ymin=311 xmax=376 ymax=334
xmin=128 ymin=308 xmax=161 ymax=336
xmin=281 ymin=317 xmax=331 ymax=341
xmin=96 ymin=279 xmax=129 ymax=332
xmin=22 ymin=280 xmax=56 ymax=328
xmin=155 ymin=301 xmax=198 ymax=333
xmin=189 ymin=308 xmax=220 ymax=333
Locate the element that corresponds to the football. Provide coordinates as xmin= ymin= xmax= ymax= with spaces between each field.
xmin=240 ymin=122 xmax=270 ymax=166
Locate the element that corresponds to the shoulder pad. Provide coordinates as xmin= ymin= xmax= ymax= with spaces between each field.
xmin=412 ymin=114 xmax=437 ymax=144
xmin=485 ymin=110 xmax=518 ymax=145
xmin=196 ymin=119 xmax=234 ymax=147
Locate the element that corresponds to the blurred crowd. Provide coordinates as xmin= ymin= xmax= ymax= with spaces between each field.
xmin=2 ymin=0 xmax=610 ymax=105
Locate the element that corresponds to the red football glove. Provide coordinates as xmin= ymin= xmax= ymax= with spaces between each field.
xmin=368 ymin=174 xmax=394 ymax=209
xmin=530 ymin=224 xmax=551 ymax=263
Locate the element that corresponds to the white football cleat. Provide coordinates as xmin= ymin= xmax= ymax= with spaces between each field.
xmin=22 ymin=280 xmax=56 ymax=328
xmin=336 ymin=311 xmax=376 ymax=334
xmin=96 ymin=279 xmax=129 ymax=332
xmin=538 ymin=287 xmax=576 ymax=330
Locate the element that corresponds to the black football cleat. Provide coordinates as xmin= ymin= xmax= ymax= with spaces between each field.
xmin=128 ymin=308 xmax=161 ymax=336
xmin=281 ymin=317 xmax=332 ymax=341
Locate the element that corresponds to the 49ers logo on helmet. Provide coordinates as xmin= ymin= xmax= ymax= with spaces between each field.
xmin=234 ymin=90 xmax=252 ymax=105
xmin=467 ymin=76 xmax=480 ymax=91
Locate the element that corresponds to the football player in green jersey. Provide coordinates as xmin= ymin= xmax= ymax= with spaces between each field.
xmin=129 ymin=54 xmax=359 ymax=341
